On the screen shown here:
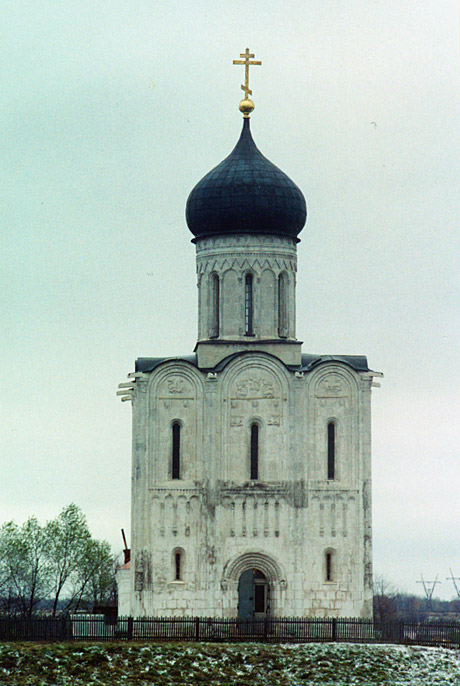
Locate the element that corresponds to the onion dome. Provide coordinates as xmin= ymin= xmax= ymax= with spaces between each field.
xmin=186 ymin=118 xmax=307 ymax=240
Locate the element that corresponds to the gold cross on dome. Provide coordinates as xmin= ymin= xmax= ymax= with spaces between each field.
xmin=233 ymin=48 xmax=262 ymax=99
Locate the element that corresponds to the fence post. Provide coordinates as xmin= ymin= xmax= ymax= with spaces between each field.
xmin=332 ymin=617 xmax=337 ymax=641
xmin=264 ymin=615 xmax=269 ymax=640
xmin=61 ymin=613 xmax=72 ymax=641
xmin=127 ymin=617 xmax=133 ymax=640
xmin=195 ymin=616 xmax=200 ymax=641
xmin=399 ymin=620 xmax=405 ymax=644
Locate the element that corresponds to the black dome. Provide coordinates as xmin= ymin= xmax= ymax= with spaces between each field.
xmin=186 ymin=118 xmax=307 ymax=240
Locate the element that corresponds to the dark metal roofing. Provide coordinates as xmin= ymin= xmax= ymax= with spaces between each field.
xmin=136 ymin=355 xmax=197 ymax=373
xmin=135 ymin=351 xmax=369 ymax=375
xmin=298 ymin=354 xmax=370 ymax=372
xmin=185 ymin=118 xmax=307 ymax=240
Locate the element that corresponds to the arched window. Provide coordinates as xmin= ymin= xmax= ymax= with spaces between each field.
xmin=172 ymin=422 xmax=181 ymax=479
xmin=210 ymin=273 xmax=219 ymax=338
xmin=327 ymin=421 xmax=335 ymax=480
xmin=245 ymin=273 xmax=254 ymax=336
xmin=175 ymin=551 xmax=182 ymax=580
xmin=325 ymin=550 xmax=334 ymax=582
xmin=278 ymin=273 xmax=288 ymax=337
xmin=250 ymin=423 xmax=259 ymax=480
xmin=172 ymin=548 xmax=185 ymax=581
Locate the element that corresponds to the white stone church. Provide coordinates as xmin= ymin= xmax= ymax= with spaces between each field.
xmin=117 ymin=68 xmax=381 ymax=619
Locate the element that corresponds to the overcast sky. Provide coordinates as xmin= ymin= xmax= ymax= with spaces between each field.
xmin=2 ymin=1 xmax=459 ymax=601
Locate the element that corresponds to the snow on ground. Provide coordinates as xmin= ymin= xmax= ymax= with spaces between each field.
xmin=0 ymin=641 xmax=460 ymax=684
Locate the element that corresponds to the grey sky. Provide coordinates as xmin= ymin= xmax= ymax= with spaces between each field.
xmin=2 ymin=1 xmax=459 ymax=600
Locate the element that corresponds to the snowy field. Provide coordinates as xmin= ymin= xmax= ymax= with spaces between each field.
xmin=1 ymin=642 xmax=460 ymax=685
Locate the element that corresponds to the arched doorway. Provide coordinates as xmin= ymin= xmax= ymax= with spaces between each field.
xmin=238 ymin=568 xmax=270 ymax=620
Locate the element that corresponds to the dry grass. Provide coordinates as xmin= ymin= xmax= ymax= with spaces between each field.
xmin=0 ymin=641 xmax=459 ymax=685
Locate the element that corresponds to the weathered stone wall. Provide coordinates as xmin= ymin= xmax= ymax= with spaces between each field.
xmin=195 ymin=235 xmax=297 ymax=342
xmin=126 ymin=354 xmax=374 ymax=619
xmin=116 ymin=566 xmax=131 ymax=617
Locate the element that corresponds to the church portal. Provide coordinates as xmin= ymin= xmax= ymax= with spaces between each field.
xmin=238 ymin=569 xmax=270 ymax=620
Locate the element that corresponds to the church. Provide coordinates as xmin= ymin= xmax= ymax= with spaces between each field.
xmin=117 ymin=50 xmax=381 ymax=619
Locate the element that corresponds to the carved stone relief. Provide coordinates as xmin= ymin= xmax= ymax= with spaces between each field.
xmin=230 ymin=416 xmax=243 ymax=427
xmin=234 ymin=375 xmax=276 ymax=399
xmin=151 ymin=493 xmax=202 ymax=539
xmin=228 ymin=370 xmax=282 ymax=428
xmin=158 ymin=375 xmax=195 ymax=399
xmin=315 ymin=374 xmax=351 ymax=410
xmin=267 ymin=415 xmax=280 ymax=426
xmin=220 ymin=496 xmax=284 ymax=539
xmin=197 ymin=254 xmax=296 ymax=277
xmin=315 ymin=374 xmax=349 ymax=398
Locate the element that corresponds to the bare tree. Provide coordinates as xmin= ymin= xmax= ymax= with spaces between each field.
xmin=45 ymin=504 xmax=93 ymax=615
xmin=67 ymin=539 xmax=115 ymax=612
xmin=373 ymin=575 xmax=399 ymax=624
xmin=0 ymin=518 xmax=51 ymax=616
xmin=0 ymin=504 xmax=115 ymax=615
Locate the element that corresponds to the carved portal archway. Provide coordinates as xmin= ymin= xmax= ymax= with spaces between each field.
xmin=224 ymin=551 xmax=284 ymax=583
xmin=221 ymin=551 xmax=287 ymax=618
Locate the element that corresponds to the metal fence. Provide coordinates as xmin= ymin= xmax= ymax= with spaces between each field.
xmin=0 ymin=615 xmax=459 ymax=648
xmin=0 ymin=614 xmax=72 ymax=642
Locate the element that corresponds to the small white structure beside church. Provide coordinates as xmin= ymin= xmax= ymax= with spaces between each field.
xmin=117 ymin=61 xmax=381 ymax=619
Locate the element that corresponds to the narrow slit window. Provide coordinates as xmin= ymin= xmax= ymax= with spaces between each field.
xmin=326 ymin=552 xmax=332 ymax=582
xmin=250 ymin=423 xmax=259 ymax=480
xmin=175 ymin=551 xmax=182 ymax=580
xmin=245 ymin=274 xmax=254 ymax=336
xmin=278 ymin=273 xmax=287 ymax=337
xmin=327 ymin=422 xmax=335 ymax=480
xmin=210 ymin=273 xmax=219 ymax=338
xmin=172 ymin=423 xmax=181 ymax=479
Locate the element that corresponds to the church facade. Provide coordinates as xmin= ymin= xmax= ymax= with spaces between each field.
xmin=117 ymin=64 xmax=380 ymax=619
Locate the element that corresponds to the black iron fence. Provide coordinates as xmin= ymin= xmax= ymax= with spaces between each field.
xmin=0 ymin=614 xmax=73 ymax=642
xmin=0 ymin=615 xmax=459 ymax=648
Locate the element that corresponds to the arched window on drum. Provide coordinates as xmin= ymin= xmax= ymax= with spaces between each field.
xmin=209 ymin=273 xmax=220 ymax=338
xmin=245 ymin=273 xmax=254 ymax=336
xmin=278 ymin=272 xmax=288 ymax=337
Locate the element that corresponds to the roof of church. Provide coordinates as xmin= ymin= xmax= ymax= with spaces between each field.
xmin=185 ymin=118 xmax=307 ymax=241
xmin=135 ymin=352 xmax=370 ymax=374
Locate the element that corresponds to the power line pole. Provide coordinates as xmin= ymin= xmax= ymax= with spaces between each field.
xmin=417 ymin=574 xmax=441 ymax=610
xmin=446 ymin=569 xmax=460 ymax=600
